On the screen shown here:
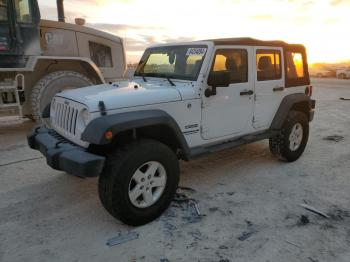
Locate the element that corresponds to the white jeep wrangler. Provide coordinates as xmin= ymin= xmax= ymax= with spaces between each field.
xmin=28 ymin=38 xmax=315 ymax=226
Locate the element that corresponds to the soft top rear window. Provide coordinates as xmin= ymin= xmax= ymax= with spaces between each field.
xmin=285 ymin=47 xmax=310 ymax=87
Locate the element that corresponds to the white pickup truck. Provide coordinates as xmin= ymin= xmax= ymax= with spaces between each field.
xmin=28 ymin=38 xmax=315 ymax=226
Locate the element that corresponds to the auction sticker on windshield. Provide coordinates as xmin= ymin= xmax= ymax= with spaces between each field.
xmin=186 ymin=48 xmax=207 ymax=56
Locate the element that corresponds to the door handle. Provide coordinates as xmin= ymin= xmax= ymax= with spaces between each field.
xmin=273 ymin=86 xmax=285 ymax=92
xmin=240 ymin=90 xmax=254 ymax=96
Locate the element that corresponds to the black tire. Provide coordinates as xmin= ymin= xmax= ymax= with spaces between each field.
xmin=31 ymin=71 xmax=92 ymax=122
xmin=98 ymin=139 xmax=180 ymax=226
xmin=269 ymin=111 xmax=309 ymax=162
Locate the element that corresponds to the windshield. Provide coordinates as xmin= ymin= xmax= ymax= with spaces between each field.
xmin=0 ymin=0 xmax=8 ymax=22
xmin=134 ymin=45 xmax=207 ymax=81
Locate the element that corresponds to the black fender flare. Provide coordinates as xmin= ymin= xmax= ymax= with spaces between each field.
xmin=81 ymin=110 xmax=190 ymax=159
xmin=270 ymin=93 xmax=313 ymax=130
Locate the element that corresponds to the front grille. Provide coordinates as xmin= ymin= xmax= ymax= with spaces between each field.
xmin=52 ymin=101 xmax=79 ymax=135
xmin=50 ymin=97 xmax=89 ymax=148
xmin=49 ymin=129 xmax=80 ymax=147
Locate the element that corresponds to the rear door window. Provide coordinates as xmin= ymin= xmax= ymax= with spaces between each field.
xmin=256 ymin=50 xmax=281 ymax=81
xmin=211 ymin=49 xmax=248 ymax=84
xmin=0 ymin=0 xmax=8 ymax=22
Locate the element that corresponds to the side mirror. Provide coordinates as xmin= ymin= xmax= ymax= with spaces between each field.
xmin=205 ymin=71 xmax=231 ymax=97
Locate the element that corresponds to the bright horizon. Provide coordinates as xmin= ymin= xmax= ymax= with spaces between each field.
xmin=38 ymin=0 xmax=350 ymax=64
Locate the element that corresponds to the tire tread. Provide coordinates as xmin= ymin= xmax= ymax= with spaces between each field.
xmin=269 ymin=110 xmax=309 ymax=162
xmin=98 ymin=139 xmax=179 ymax=226
xmin=30 ymin=71 xmax=92 ymax=122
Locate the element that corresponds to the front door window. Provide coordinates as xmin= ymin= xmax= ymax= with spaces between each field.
xmin=0 ymin=0 xmax=8 ymax=22
xmin=211 ymin=49 xmax=248 ymax=84
xmin=14 ymin=0 xmax=32 ymax=24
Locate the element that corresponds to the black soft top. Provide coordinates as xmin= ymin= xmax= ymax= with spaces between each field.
xmin=204 ymin=37 xmax=305 ymax=49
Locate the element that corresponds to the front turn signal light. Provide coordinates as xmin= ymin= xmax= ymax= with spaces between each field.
xmin=105 ymin=131 xmax=113 ymax=140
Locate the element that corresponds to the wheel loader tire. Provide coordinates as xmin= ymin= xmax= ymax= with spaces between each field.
xmin=31 ymin=71 xmax=93 ymax=122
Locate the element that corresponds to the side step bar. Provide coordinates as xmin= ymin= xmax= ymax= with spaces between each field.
xmin=189 ymin=131 xmax=275 ymax=159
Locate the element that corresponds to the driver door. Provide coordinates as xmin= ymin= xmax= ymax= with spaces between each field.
xmin=201 ymin=46 xmax=254 ymax=140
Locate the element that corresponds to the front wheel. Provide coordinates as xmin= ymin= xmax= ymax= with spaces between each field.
xmin=98 ymin=139 xmax=180 ymax=226
xmin=269 ymin=111 xmax=309 ymax=162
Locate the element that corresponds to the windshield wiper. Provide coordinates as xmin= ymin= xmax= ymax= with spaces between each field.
xmin=135 ymin=73 xmax=147 ymax=82
xmin=166 ymin=77 xmax=175 ymax=86
xmin=137 ymin=73 xmax=176 ymax=86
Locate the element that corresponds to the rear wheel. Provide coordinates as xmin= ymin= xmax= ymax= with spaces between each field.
xmin=31 ymin=71 xmax=92 ymax=122
xmin=98 ymin=139 xmax=180 ymax=226
xmin=269 ymin=111 xmax=309 ymax=162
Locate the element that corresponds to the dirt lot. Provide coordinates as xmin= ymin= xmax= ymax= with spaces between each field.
xmin=1 ymin=78 xmax=350 ymax=262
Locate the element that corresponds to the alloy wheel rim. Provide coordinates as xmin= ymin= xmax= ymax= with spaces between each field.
xmin=289 ymin=123 xmax=303 ymax=151
xmin=128 ymin=161 xmax=167 ymax=208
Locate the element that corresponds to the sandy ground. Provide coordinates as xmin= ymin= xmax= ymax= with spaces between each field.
xmin=0 ymin=78 xmax=350 ymax=262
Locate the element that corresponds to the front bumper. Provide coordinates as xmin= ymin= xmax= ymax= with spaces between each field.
xmin=27 ymin=126 xmax=105 ymax=177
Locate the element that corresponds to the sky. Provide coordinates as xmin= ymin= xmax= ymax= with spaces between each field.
xmin=38 ymin=0 xmax=350 ymax=64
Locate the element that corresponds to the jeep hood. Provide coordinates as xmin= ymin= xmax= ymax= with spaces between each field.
xmin=56 ymin=80 xmax=182 ymax=112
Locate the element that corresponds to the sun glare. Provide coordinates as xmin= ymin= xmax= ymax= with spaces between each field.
xmin=292 ymin=53 xmax=304 ymax=77
xmin=39 ymin=0 xmax=350 ymax=64
xmin=293 ymin=53 xmax=303 ymax=65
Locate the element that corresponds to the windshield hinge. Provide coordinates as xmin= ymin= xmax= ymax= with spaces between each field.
xmin=201 ymin=100 xmax=208 ymax=108
xmin=200 ymin=125 xmax=209 ymax=133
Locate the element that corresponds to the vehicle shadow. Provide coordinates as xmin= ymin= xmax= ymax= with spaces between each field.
xmin=180 ymin=140 xmax=275 ymax=186
xmin=1 ymin=140 xmax=275 ymax=226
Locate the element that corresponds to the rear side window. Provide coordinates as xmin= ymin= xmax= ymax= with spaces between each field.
xmin=0 ymin=0 xmax=8 ymax=22
xmin=89 ymin=42 xmax=113 ymax=68
xmin=285 ymin=48 xmax=309 ymax=87
xmin=256 ymin=50 xmax=281 ymax=81
xmin=211 ymin=49 xmax=248 ymax=84
xmin=286 ymin=52 xmax=305 ymax=78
